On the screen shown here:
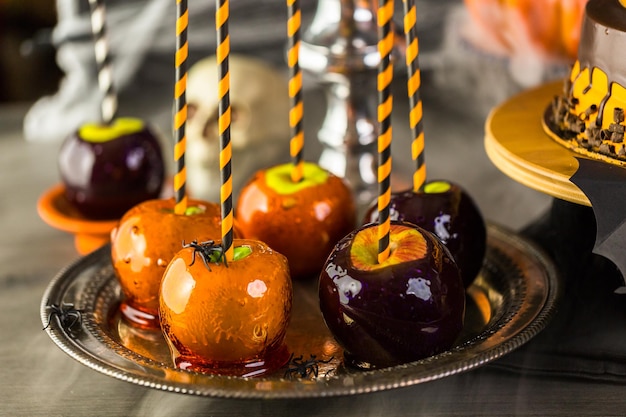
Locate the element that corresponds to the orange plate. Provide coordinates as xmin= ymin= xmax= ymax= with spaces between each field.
xmin=37 ymin=184 xmax=119 ymax=254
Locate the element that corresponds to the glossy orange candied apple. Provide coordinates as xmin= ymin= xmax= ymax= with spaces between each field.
xmin=159 ymin=239 xmax=292 ymax=377
xmin=235 ymin=162 xmax=356 ymax=279
xmin=111 ymin=198 xmax=239 ymax=328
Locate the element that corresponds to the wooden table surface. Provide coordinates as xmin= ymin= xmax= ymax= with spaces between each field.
xmin=2 ymin=79 xmax=624 ymax=416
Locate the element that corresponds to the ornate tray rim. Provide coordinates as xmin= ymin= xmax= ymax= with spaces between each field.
xmin=40 ymin=223 xmax=560 ymax=399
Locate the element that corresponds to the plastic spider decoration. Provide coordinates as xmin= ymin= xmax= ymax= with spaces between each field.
xmin=283 ymin=353 xmax=334 ymax=379
xmin=183 ymin=240 xmax=228 ymax=271
xmin=43 ymin=302 xmax=82 ymax=336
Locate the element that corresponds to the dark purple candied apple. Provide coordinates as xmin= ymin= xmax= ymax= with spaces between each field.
xmin=58 ymin=118 xmax=165 ymax=219
xmin=319 ymin=222 xmax=465 ymax=370
xmin=363 ymin=180 xmax=486 ymax=288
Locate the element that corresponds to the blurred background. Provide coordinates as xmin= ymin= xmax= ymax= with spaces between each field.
xmin=1 ymin=0 xmax=585 ymax=227
xmin=1 ymin=0 xmax=586 ymax=134
xmin=0 ymin=0 xmax=61 ymax=102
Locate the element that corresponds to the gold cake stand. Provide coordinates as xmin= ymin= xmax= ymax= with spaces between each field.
xmin=484 ymin=80 xmax=626 ymax=381
xmin=484 ymin=81 xmax=590 ymax=207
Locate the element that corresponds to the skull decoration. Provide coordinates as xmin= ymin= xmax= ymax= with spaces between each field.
xmin=186 ymin=54 xmax=291 ymax=202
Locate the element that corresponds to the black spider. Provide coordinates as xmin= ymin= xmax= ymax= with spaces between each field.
xmin=43 ymin=303 xmax=82 ymax=335
xmin=283 ymin=353 xmax=334 ymax=379
xmin=182 ymin=240 xmax=228 ymax=271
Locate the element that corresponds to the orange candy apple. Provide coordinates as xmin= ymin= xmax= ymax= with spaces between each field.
xmin=111 ymin=198 xmax=239 ymax=328
xmin=159 ymin=239 xmax=292 ymax=377
xmin=235 ymin=162 xmax=356 ymax=279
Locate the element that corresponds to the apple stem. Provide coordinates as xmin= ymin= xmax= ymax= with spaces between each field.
xmin=402 ymin=0 xmax=427 ymax=193
xmin=287 ymin=0 xmax=305 ymax=184
xmin=376 ymin=0 xmax=393 ymax=265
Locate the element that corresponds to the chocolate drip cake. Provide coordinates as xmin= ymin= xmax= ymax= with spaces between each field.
xmin=544 ymin=0 xmax=626 ymax=164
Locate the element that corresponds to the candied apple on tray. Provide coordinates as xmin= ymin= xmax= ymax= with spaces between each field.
xmin=110 ymin=198 xmax=240 ymax=328
xmin=363 ymin=180 xmax=486 ymax=288
xmin=235 ymin=161 xmax=356 ymax=279
xmin=319 ymin=221 xmax=466 ymax=369
xmin=159 ymin=239 xmax=293 ymax=377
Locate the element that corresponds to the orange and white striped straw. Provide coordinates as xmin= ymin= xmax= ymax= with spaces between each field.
xmin=377 ymin=0 xmax=394 ymax=264
xmin=403 ymin=0 xmax=426 ymax=192
xmin=173 ymin=0 xmax=188 ymax=215
xmin=287 ymin=0 xmax=304 ymax=183
xmin=216 ymin=0 xmax=234 ymax=262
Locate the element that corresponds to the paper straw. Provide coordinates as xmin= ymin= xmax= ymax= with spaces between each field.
xmin=403 ymin=0 xmax=426 ymax=193
xmin=287 ymin=0 xmax=304 ymax=183
xmin=173 ymin=0 xmax=189 ymax=215
xmin=377 ymin=0 xmax=394 ymax=264
xmin=88 ymin=0 xmax=117 ymax=124
xmin=216 ymin=0 xmax=234 ymax=262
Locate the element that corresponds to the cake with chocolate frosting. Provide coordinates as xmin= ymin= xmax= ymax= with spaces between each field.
xmin=544 ymin=0 xmax=626 ymax=164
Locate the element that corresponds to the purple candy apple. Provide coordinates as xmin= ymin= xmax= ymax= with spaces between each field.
xmin=363 ymin=180 xmax=486 ymax=288
xmin=319 ymin=221 xmax=465 ymax=369
xmin=58 ymin=118 xmax=165 ymax=219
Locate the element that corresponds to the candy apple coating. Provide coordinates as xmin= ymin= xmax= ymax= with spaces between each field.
xmin=235 ymin=162 xmax=356 ymax=279
xmin=319 ymin=222 xmax=465 ymax=369
xmin=363 ymin=180 xmax=486 ymax=288
xmin=159 ymin=239 xmax=292 ymax=376
xmin=58 ymin=118 xmax=165 ymax=219
xmin=111 ymin=198 xmax=240 ymax=328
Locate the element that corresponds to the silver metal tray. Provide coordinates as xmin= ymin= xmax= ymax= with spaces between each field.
xmin=40 ymin=223 xmax=559 ymax=399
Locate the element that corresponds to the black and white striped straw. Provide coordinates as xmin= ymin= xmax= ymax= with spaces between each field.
xmin=88 ymin=0 xmax=118 ymax=124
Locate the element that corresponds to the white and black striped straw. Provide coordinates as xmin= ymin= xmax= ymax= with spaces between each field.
xmin=88 ymin=0 xmax=118 ymax=124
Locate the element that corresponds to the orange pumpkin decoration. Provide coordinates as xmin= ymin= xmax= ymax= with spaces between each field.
xmin=463 ymin=0 xmax=587 ymax=61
